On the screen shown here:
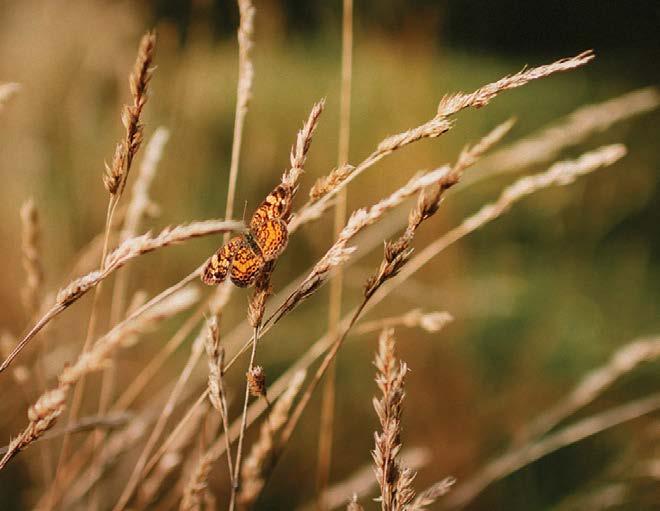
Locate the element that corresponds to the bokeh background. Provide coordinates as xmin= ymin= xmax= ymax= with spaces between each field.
xmin=0 ymin=1 xmax=658 ymax=509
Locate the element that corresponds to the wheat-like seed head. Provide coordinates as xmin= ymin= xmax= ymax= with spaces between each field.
xmin=104 ymin=30 xmax=157 ymax=196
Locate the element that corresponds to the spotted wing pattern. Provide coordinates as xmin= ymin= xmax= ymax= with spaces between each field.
xmin=202 ymin=236 xmax=243 ymax=285
xmin=250 ymin=184 xmax=294 ymax=228
xmin=254 ymin=218 xmax=288 ymax=261
xmin=201 ymin=184 xmax=293 ymax=288
xmin=250 ymin=184 xmax=292 ymax=261
xmin=229 ymin=237 xmax=264 ymax=287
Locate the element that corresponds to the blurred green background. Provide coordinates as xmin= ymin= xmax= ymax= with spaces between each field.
xmin=0 ymin=0 xmax=658 ymax=509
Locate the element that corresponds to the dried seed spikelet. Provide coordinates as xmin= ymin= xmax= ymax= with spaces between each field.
xmin=366 ymin=120 xmax=514 ymax=301
xmin=0 ymin=82 xmax=21 ymax=110
xmin=20 ymin=199 xmax=43 ymax=317
xmin=409 ymin=477 xmax=457 ymax=510
xmin=104 ymin=143 xmax=125 ymax=195
xmin=409 ymin=118 xmax=515 ymax=234
xmin=281 ymin=168 xmax=449 ymax=320
xmin=204 ymin=315 xmax=223 ymax=411
xmin=398 ymin=309 xmax=454 ymax=334
xmin=416 ymin=311 xmax=454 ymax=333
xmin=365 ymin=239 xmax=413 ymax=300
xmin=56 ymin=219 xmax=240 ymax=308
xmin=247 ymin=365 xmax=267 ymax=397
xmin=56 ymin=270 xmax=104 ymax=306
xmin=239 ymin=369 xmax=307 ymax=506
xmin=0 ymin=386 xmax=68 ymax=468
xmin=248 ymin=269 xmax=273 ymax=328
xmin=292 ymin=51 xmax=594 ymax=235
xmin=437 ymin=50 xmax=594 ymax=117
xmin=104 ymin=30 xmax=157 ymax=196
xmin=372 ymin=328 xmax=415 ymax=510
xmin=236 ymin=0 xmax=255 ymax=116
xmin=282 ymin=99 xmax=326 ymax=189
xmin=346 ymin=494 xmax=364 ymax=511
xmin=180 ymin=452 xmax=214 ymax=511
xmin=476 ymin=87 xmax=659 ymax=180
xmin=309 ymin=163 xmax=355 ymax=201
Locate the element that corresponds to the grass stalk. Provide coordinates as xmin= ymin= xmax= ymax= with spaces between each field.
xmin=318 ymin=1 xmax=354 ymax=506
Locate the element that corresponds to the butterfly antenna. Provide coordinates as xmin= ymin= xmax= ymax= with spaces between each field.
xmin=242 ymin=201 xmax=249 ymax=230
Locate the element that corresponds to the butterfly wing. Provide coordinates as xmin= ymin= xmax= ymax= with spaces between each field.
xmin=253 ymin=218 xmax=288 ymax=261
xmin=230 ymin=237 xmax=265 ymax=287
xmin=202 ymin=237 xmax=243 ymax=286
xmin=250 ymin=184 xmax=294 ymax=230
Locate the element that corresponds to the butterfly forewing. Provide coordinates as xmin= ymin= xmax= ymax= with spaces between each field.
xmin=254 ymin=218 xmax=288 ymax=261
xmin=250 ymin=184 xmax=293 ymax=228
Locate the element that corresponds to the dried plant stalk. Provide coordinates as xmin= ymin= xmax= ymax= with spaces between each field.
xmin=224 ymin=0 xmax=255 ymax=224
xmin=0 ymin=286 xmax=197 ymax=470
xmin=103 ymin=31 xmax=157 ymax=197
xmin=521 ymin=336 xmax=660 ymax=442
xmin=179 ymin=452 xmax=215 ymax=511
xmin=277 ymin=166 xmax=451 ymax=319
xmin=355 ymin=309 xmax=453 ymax=335
xmin=183 ymin=143 xmax=628 ymax=511
xmin=307 ymin=448 xmax=430 ymax=511
xmin=139 ymin=402 xmax=209 ymax=507
xmin=437 ymin=51 xmax=594 ymax=117
xmin=113 ymin=320 xmax=209 ymax=511
xmin=119 ymin=126 xmax=170 ymax=243
xmin=319 ymin=1 xmax=354 ymax=503
xmin=205 ymin=316 xmax=223 ymax=412
xmin=116 ymin=290 xmax=231 ymax=508
xmin=0 ymin=388 xmax=68 ymax=469
xmin=39 ymin=99 xmax=324 ymax=505
xmin=202 ymin=314 xmax=235 ymax=487
xmin=231 ymin=268 xmax=273 ymax=511
xmin=52 ymin=34 xmax=156 ymax=506
xmin=446 ymin=392 xmax=660 ymax=509
xmin=0 ymin=412 xmax=131 ymax=455
xmin=370 ymin=143 xmax=626 ymax=309
xmin=293 ymin=51 xmax=593 ymax=231
xmin=238 ymin=369 xmax=307 ymax=507
xmin=372 ymin=328 xmax=415 ymax=510
xmin=0 ymin=219 xmax=241 ymax=374
xmin=20 ymin=199 xmax=44 ymax=317
xmin=466 ymin=86 xmax=659 ymax=186
xmin=280 ymin=120 xmax=513 ymax=325
xmin=93 ymin=127 xmax=172 ymax=506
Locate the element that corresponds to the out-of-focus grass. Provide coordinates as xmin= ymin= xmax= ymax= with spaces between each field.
xmin=0 ymin=1 xmax=658 ymax=508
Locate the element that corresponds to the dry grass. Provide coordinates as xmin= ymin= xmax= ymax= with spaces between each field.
xmin=0 ymin=5 xmax=657 ymax=511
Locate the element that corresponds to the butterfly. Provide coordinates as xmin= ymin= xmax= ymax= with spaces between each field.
xmin=202 ymin=184 xmax=293 ymax=287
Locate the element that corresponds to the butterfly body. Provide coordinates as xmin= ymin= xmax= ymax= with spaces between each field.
xmin=202 ymin=184 xmax=293 ymax=287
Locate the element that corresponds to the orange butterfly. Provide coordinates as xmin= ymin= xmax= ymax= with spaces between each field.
xmin=202 ymin=184 xmax=293 ymax=287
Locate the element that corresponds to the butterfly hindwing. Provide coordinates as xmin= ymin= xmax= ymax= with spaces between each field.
xmin=202 ymin=237 xmax=243 ymax=285
xmin=229 ymin=236 xmax=265 ymax=287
